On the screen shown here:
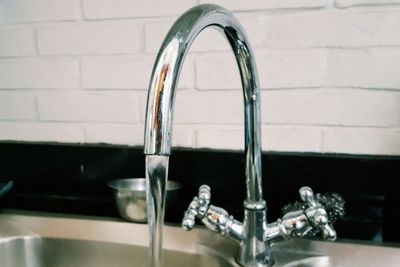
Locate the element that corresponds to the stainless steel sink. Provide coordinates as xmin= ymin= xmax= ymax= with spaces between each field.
xmin=0 ymin=236 xmax=237 ymax=267
xmin=271 ymin=239 xmax=400 ymax=267
xmin=0 ymin=210 xmax=240 ymax=267
xmin=0 ymin=210 xmax=399 ymax=267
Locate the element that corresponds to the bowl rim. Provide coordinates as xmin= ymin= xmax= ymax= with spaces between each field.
xmin=107 ymin=178 xmax=182 ymax=192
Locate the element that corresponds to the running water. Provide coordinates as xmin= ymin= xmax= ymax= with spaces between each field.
xmin=145 ymin=155 xmax=169 ymax=267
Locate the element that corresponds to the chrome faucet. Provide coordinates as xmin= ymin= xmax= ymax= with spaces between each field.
xmin=144 ymin=4 xmax=344 ymax=267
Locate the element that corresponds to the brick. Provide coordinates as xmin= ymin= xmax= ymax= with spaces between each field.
xmin=145 ymin=21 xmax=229 ymax=54
xmin=197 ymin=126 xmax=322 ymax=152
xmin=82 ymin=58 xmax=150 ymax=90
xmin=0 ymin=122 xmax=84 ymax=143
xmin=0 ymin=93 xmax=36 ymax=120
xmin=82 ymin=57 xmax=193 ymax=89
xmin=327 ymin=49 xmax=400 ymax=89
xmin=37 ymin=23 xmax=140 ymax=55
xmin=0 ymin=59 xmax=79 ymax=89
xmin=262 ymin=126 xmax=322 ymax=152
xmin=0 ymin=25 xmax=35 ymax=57
xmin=0 ymin=0 xmax=80 ymax=24
xmin=37 ymin=92 xmax=140 ymax=123
xmin=172 ymin=126 xmax=196 ymax=147
xmin=195 ymin=55 xmax=241 ymax=90
xmin=83 ymin=0 xmax=196 ymax=20
xmin=197 ymin=128 xmax=243 ymax=150
xmin=323 ymin=128 xmax=400 ymax=155
xmin=84 ymin=123 xmax=144 ymax=145
xmin=174 ymin=90 xmax=243 ymax=124
xmin=262 ymin=89 xmax=400 ymax=127
xmin=255 ymin=11 xmax=400 ymax=49
xmin=196 ymin=50 xmax=327 ymax=90
xmin=335 ymin=0 xmax=400 ymax=8
xmin=257 ymin=51 xmax=327 ymax=89
xmin=199 ymin=0 xmax=330 ymax=10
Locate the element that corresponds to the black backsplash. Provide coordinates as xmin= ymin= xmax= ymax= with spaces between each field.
xmin=0 ymin=142 xmax=399 ymax=243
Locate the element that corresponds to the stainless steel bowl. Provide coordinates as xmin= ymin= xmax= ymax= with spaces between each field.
xmin=108 ymin=178 xmax=182 ymax=223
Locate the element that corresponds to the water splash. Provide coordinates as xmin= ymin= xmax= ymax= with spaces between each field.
xmin=145 ymin=155 xmax=169 ymax=267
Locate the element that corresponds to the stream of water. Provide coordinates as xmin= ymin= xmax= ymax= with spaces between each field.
xmin=145 ymin=155 xmax=170 ymax=267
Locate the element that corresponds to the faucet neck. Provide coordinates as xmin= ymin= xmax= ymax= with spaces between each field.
xmin=144 ymin=4 xmax=263 ymax=204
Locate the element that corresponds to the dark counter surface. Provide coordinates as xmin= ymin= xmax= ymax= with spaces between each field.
xmin=0 ymin=142 xmax=399 ymax=242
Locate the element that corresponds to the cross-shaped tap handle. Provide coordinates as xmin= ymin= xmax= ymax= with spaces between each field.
xmin=182 ymin=185 xmax=211 ymax=230
xmin=299 ymin=186 xmax=343 ymax=241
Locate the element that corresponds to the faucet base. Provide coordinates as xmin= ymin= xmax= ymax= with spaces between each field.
xmin=236 ymin=208 xmax=272 ymax=267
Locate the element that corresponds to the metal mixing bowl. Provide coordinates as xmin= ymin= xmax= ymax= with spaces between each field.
xmin=108 ymin=178 xmax=182 ymax=223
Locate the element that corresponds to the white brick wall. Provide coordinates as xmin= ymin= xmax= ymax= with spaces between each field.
xmin=0 ymin=92 xmax=36 ymax=120
xmin=198 ymin=0 xmax=331 ymax=10
xmin=196 ymin=51 xmax=328 ymax=89
xmin=335 ymin=0 xmax=400 ymax=8
xmin=0 ymin=0 xmax=81 ymax=24
xmin=0 ymin=59 xmax=79 ymax=89
xmin=0 ymin=122 xmax=85 ymax=143
xmin=251 ymin=11 xmax=400 ymax=49
xmin=37 ymin=92 xmax=141 ymax=123
xmin=0 ymin=0 xmax=399 ymax=155
xmin=197 ymin=126 xmax=323 ymax=152
xmin=82 ymin=0 xmax=197 ymax=20
xmin=37 ymin=22 xmax=141 ymax=55
xmin=323 ymin=128 xmax=400 ymax=154
xmin=0 ymin=25 xmax=35 ymax=57
xmin=262 ymin=89 xmax=400 ymax=127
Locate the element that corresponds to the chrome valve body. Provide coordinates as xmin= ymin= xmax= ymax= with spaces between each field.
xmin=183 ymin=186 xmax=344 ymax=245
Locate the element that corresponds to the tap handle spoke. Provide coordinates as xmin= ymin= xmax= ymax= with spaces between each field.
xmin=280 ymin=186 xmax=345 ymax=241
xmin=182 ymin=185 xmax=212 ymax=230
xmin=299 ymin=186 xmax=317 ymax=207
xmin=198 ymin=185 xmax=211 ymax=208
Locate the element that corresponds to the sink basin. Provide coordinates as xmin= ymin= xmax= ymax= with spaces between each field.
xmin=0 ymin=237 xmax=236 ymax=267
xmin=0 ymin=210 xmax=240 ymax=267
xmin=0 ymin=210 xmax=399 ymax=267
xmin=271 ymin=239 xmax=400 ymax=267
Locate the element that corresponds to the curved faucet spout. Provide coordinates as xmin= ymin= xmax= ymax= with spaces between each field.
xmin=144 ymin=4 xmax=269 ymax=266
xmin=144 ymin=4 xmax=263 ymax=205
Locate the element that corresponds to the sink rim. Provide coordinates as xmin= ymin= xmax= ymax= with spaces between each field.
xmin=1 ymin=209 xmax=400 ymax=267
